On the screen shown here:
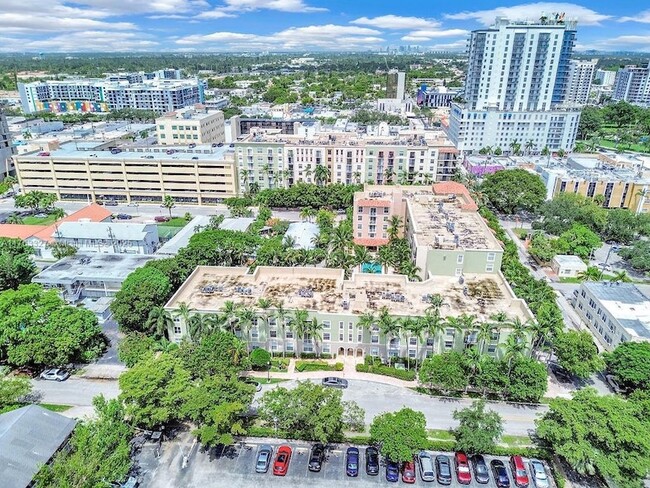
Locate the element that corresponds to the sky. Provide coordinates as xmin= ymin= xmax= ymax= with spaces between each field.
xmin=0 ymin=0 xmax=649 ymax=53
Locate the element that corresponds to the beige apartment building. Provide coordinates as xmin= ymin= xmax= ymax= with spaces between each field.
xmin=234 ymin=125 xmax=459 ymax=191
xmin=354 ymin=183 xmax=503 ymax=280
xmin=14 ymin=142 xmax=239 ymax=205
xmin=164 ymin=265 xmax=534 ymax=359
xmin=156 ymin=107 xmax=225 ymax=146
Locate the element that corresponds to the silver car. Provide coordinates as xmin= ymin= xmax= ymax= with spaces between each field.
xmin=529 ymin=459 xmax=549 ymax=488
xmin=255 ymin=445 xmax=273 ymax=473
xmin=417 ymin=451 xmax=435 ymax=482
xmin=39 ymin=368 xmax=70 ymax=381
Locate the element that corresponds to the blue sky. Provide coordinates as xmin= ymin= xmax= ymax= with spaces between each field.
xmin=1 ymin=0 xmax=649 ymax=53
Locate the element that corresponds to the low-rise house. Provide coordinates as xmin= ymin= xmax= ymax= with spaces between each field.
xmin=51 ymin=221 xmax=159 ymax=254
xmin=551 ymin=255 xmax=588 ymax=278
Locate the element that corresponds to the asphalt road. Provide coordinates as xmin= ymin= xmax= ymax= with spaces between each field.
xmin=30 ymin=376 xmax=120 ymax=406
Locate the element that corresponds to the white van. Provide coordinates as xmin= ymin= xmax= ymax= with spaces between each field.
xmin=417 ymin=451 xmax=436 ymax=482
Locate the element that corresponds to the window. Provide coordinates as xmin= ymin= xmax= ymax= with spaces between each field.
xmin=286 ymin=343 xmax=294 ymax=352
xmin=457 ymin=255 xmax=464 ymax=264
xmin=409 ymin=349 xmax=417 ymax=358
xmin=485 ymin=263 xmax=494 ymax=272
xmin=251 ymin=329 xmax=259 ymax=339
xmin=444 ymin=340 xmax=453 ymax=349
xmin=339 ymin=333 xmax=344 ymax=341
xmin=322 ymin=321 xmax=331 ymax=329
xmin=270 ymin=330 xmax=277 ymax=338
xmin=357 ymin=333 xmax=362 ymax=342
xmin=286 ymin=331 xmax=293 ymax=339
xmin=371 ymin=348 xmax=379 ymax=356
xmin=371 ymin=335 xmax=379 ymax=343
xmin=323 ymin=332 xmax=331 ymax=341
xmin=173 ymin=326 xmax=182 ymax=334
xmin=455 ymin=268 xmax=463 ymax=276
xmin=409 ymin=337 xmax=417 ymax=345
xmin=487 ymin=252 xmax=496 ymax=262
xmin=323 ymin=344 xmax=331 ymax=353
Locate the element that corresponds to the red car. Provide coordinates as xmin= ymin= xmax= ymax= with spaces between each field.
xmin=402 ymin=460 xmax=416 ymax=484
xmin=455 ymin=452 xmax=472 ymax=485
xmin=510 ymin=455 xmax=530 ymax=487
xmin=273 ymin=445 xmax=292 ymax=476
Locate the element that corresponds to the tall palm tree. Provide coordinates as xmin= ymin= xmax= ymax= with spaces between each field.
xmin=289 ymin=309 xmax=311 ymax=356
xmin=501 ymin=335 xmax=526 ymax=373
xmin=353 ymin=171 xmax=362 ymax=184
xmin=610 ymin=270 xmax=631 ymax=283
xmin=476 ymin=321 xmax=497 ymax=355
xmin=353 ymin=245 xmax=371 ymax=268
xmin=173 ymin=301 xmax=194 ymax=336
xmin=578 ymin=266 xmax=604 ymax=282
xmin=377 ymin=307 xmax=401 ymax=359
xmin=51 ymin=207 xmax=65 ymax=220
xmin=406 ymin=317 xmax=427 ymax=370
xmin=525 ymin=140 xmax=535 ymax=155
xmin=307 ymin=318 xmax=324 ymax=357
xmin=221 ymin=300 xmax=240 ymax=333
xmin=399 ymin=261 xmax=422 ymax=282
xmin=257 ymin=298 xmax=274 ymax=349
xmin=464 ymin=346 xmax=483 ymax=378
xmin=188 ymin=313 xmax=212 ymax=342
xmin=426 ymin=294 xmax=444 ymax=315
xmin=274 ymin=301 xmax=291 ymax=358
xmin=236 ymin=306 xmax=257 ymax=346
xmin=387 ymin=215 xmax=403 ymax=241
xmin=146 ymin=306 xmax=174 ymax=339
xmin=314 ymin=164 xmax=331 ymax=186
xmin=420 ymin=311 xmax=445 ymax=355
xmin=6 ymin=213 xmax=23 ymax=224
xmin=508 ymin=317 xmax=532 ymax=345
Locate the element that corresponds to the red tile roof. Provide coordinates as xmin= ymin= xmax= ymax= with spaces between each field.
xmin=354 ymin=237 xmax=390 ymax=246
xmin=0 ymin=224 xmax=48 ymax=240
xmin=432 ymin=181 xmax=479 ymax=211
xmin=357 ymin=199 xmax=391 ymax=207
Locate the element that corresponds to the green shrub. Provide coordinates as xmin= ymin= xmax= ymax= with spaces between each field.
xmin=295 ymin=361 xmax=338 ymax=372
xmin=335 ymin=362 xmax=344 ymax=371
xmin=250 ymin=348 xmax=271 ymax=370
xmin=426 ymin=439 xmax=456 ymax=451
xmin=355 ymin=363 xmax=416 ymax=381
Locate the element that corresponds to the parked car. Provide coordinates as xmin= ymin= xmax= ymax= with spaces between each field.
xmin=242 ymin=378 xmax=262 ymax=392
xmin=510 ymin=455 xmax=530 ymax=487
xmin=255 ymin=445 xmax=272 ymax=473
xmin=417 ymin=451 xmax=435 ymax=482
xmin=37 ymin=151 xmax=50 ymax=156
xmin=154 ymin=216 xmax=170 ymax=222
xmin=110 ymin=148 xmax=122 ymax=154
xmin=166 ymin=149 xmax=175 ymax=155
xmin=436 ymin=455 xmax=453 ymax=485
xmin=402 ymin=460 xmax=416 ymax=484
xmin=104 ymin=201 xmax=118 ymax=206
xmin=39 ymin=368 xmax=70 ymax=381
xmin=455 ymin=452 xmax=472 ymax=485
xmin=272 ymin=445 xmax=291 ymax=476
xmin=385 ymin=459 xmax=399 ymax=483
xmin=346 ymin=447 xmax=359 ymax=477
xmin=116 ymin=213 xmax=132 ymax=220
xmin=321 ymin=377 xmax=348 ymax=388
xmin=308 ymin=444 xmax=325 ymax=472
xmin=365 ymin=446 xmax=379 ymax=476
xmin=471 ymin=454 xmax=491 ymax=484
xmin=491 ymin=460 xmax=511 ymax=488
xmin=34 ymin=212 xmax=49 ymax=218
xmin=605 ymin=374 xmax=627 ymax=394
xmin=529 ymin=459 xmax=549 ymax=488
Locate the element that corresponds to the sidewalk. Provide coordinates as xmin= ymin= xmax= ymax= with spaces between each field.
xmin=77 ymin=363 xmax=126 ymax=380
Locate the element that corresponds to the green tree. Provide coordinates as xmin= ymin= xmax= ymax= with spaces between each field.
xmin=605 ymin=101 xmax=638 ymax=129
xmin=34 ymin=396 xmax=133 ymax=488
xmin=162 ymin=194 xmax=175 ymax=218
xmin=14 ymin=190 xmax=56 ymax=212
xmin=553 ymin=330 xmax=604 ymax=379
xmin=111 ymin=267 xmax=172 ymax=332
xmin=258 ymin=381 xmax=358 ymax=443
xmin=47 ymin=242 xmax=77 ymax=260
xmin=619 ymin=240 xmax=650 ymax=273
xmin=506 ymin=357 xmax=547 ymax=402
xmin=603 ymin=209 xmax=642 ymax=245
xmin=419 ymin=351 xmax=468 ymax=393
xmin=555 ymin=224 xmax=601 ymax=260
xmin=0 ymin=374 xmax=31 ymax=408
xmin=0 ymin=238 xmax=36 ymax=291
xmin=453 ymin=399 xmax=503 ymax=455
xmin=177 ymin=330 xmax=250 ymax=379
xmin=578 ymin=106 xmax=604 ymax=139
xmin=604 ymin=342 xmax=650 ymax=392
xmin=370 ymin=408 xmax=428 ymax=462
xmin=117 ymin=333 xmax=174 ymax=368
xmin=119 ymin=353 xmax=191 ymax=429
xmin=528 ymin=233 xmax=556 ymax=263
xmin=536 ymin=388 xmax=650 ymax=487
xmin=537 ymin=193 xmax=607 ymax=236
xmin=250 ymin=348 xmax=271 ymax=370
xmin=480 ymin=169 xmax=546 ymax=214
xmin=577 ymin=266 xmax=604 ymax=282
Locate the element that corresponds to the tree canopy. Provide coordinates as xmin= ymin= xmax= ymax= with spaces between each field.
xmin=453 ymin=400 xmax=503 ymax=455
xmin=480 ymin=169 xmax=546 ymax=214
xmin=177 ymin=331 xmax=250 ymax=379
xmin=0 ymin=238 xmax=36 ymax=291
xmin=370 ymin=408 xmax=428 ymax=462
xmin=553 ymin=330 xmax=604 ymax=379
xmin=604 ymin=342 xmax=650 ymax=392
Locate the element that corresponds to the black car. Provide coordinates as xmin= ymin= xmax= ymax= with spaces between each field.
xmin=308 ymin=444 xmax=325 ymax=472
xmin=346 ymin=447 xmax=359 ymax=477
xmin=491 ymin=460 xmax=511 ymax=488
xmin=436 ymin=455 xmax=453 ymax=485
xmin=472 ymin=454 xmax=491 ymax=484
xmin=321 ymin=377 xmax=348 ymax=388
xmin=365 ymin=446 xmax=379 ymax=476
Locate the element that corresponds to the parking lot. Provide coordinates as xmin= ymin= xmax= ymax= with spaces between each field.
xmin=139 ymin=435 xmax=554 ymax=488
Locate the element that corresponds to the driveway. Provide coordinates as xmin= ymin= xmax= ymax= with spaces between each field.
xmin=30 ymin=376 xmax=119 ymax=406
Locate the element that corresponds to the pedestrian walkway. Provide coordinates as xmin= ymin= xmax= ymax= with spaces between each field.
xmin=247 ymin=365 xmax=416 ymax=388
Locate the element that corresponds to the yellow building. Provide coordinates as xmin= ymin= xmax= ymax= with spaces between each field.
xmin=156 ymin=107 xmax=225 ymax=146
xmin=14 ymin=142 xmax=239 ymax=205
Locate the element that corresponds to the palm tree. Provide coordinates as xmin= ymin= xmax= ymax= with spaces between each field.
xmin=508 ymin=317 xmax=532 ymax=345
xmin=501 ymin=335 xmax=526 ymax=372
xmin=353 ymin=245 xmax=371 ymax=267
xmin=299 ymin=207 xmax=316 ymax=222
xmin=240 ymin=168 xmax=250 ymax=194
xmin=173 ymin=301 xmax=194 ymax=335
xmin=525 ymin=140 xmax=535 ymax=155
xmin=289 ymin=309 xmax=311 ymax=356
xmin=610 ymin=270 xmax=631 ymax=283
xmin=274 ymin=301 xmax=291 ymax=358
xmin=162 ymin=194 xmax=175 ymax=218
xmin=426 ymin=294 xmax=444 ymax=315
xmin=6 ymin=213 xmax=23 ymax=224
xmin=399 ymin=261 xmax=422 ymax=282
xmin=146 ymin=306 xmax=174 ymax=339
xmin=377 ymin=307 xmax=401 ymax=359
xmin=353 ymin=171 xmax=362 ymax=184
xmin=387 ymin=215 xmax=403 ymax=241
xmin=464 ymin=346 xmax=483 ymax=378
xmin=257 ymin=298 xmax=274 ymax=349
xmin=577 ymin=266 xmax=604 ymax=282
xmin=406 ymin=317 xmax=427 ymax=370
xmin=303 ymin=166 xmax=313 ymax=182
xmin=509 ymin=139 xmax=521 ymax=156
xmin=188 ymin=313 xmax=212 ymax=342
xmin=22 ymin=130 xmax=32 ymax=140
xmin=420 ymin=311 xmax=444 ymax=355
xmin=221 ymin=300 xmax=240 ymax=333
xmin=51 ymin=207 xmax=65 ymax=220
xmin=314 ymin=164 xmax=331 ymax=186
xmin=476 ymin=321 xmax=497 ymax=355
xmin=357 ymin=311 xmax=376 ymax=334
xmin=307 ymin=318 xmax=324 ymax=357
xmin=236 ymin=306 xmax=257 ymax=345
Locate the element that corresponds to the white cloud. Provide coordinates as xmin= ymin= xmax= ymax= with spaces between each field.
xmin=577 ymin=35 xmax=650 ymax=51
xmin=79 ymin=0 xmax=209 ymax=14
xmin=351 ymin=15 xmax=439 ymax=30
xmin=619 ymin=10 xmax=650 ymax=23
xmin=401 ymin=29 xmax=468 ymax=42
xmin=220 ymin=0 xmax=327 ymax=13
xmin=175 ymin=24 xmax=382 ymax=50
xmin=428 ymin=40 xmax=468 ymax=51
xmin=445 ymin=2 xmax=611 ymax=26
xmin=0 ymin=13 xmax=136 ymax=33
xmin=194 ymin=10 xmax=238 ymax=19
xmin=0 ymin=31 xmax=159 ymax=52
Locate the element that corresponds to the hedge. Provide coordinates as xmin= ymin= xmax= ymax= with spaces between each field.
xmin=356 ymin=363 xmax=416 ymax=381
xmin=300 ymin=352 xmax=333 ymax=359
xmin=295 ymin=361 xmax=343 ymax=372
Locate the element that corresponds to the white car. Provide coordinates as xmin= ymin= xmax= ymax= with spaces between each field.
xmin=40 ymin=368 xmax=70 ymax=381
xmin=529 ymin=459 xmax=550 ymax=488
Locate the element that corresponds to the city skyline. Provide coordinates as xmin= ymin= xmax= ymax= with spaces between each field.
xmin=0 ymin=1 xmax=649 ymax=53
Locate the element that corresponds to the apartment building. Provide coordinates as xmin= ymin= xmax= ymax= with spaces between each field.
xmin=612 ymin=65 xmax=650 ymax=107
xmin=566 ymin=59 xmax=597 ymax=105
xmin=353 ymin=183 xmax=502 ymax=279
xmin=594 ymin=69 xmax=616 ymax=87
xmin=573 ymin=282 xmax=650 ymax=351
xmin=0 ymin=106 xmax=15 ymax=176
xmin=13 ymin=142 xmax=239 ymax=205
xmin=448 ymin=16 xmax=581 ymax=152
xmin=416 ymin=85 xmax=460 ymax=108
xmin=18 ymin=76 xmax=206 ymax=114
xmin=234 ymin=126 xmax=458 ymax=191
xmin=156 ymin=107 xmax=225 ymax=145
xmin=164 ymin=266 xmax=533 ymax=359
xmin=51 ymin=222 xmax=160 ymax=254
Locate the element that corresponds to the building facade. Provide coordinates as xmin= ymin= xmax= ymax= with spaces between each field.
xmin=18 ymin=76 xmax=206 ymax=114
xmin=156 ymin=107 xmax=225 ymax=145
xmin=0 ymin=106 xmax=15 ymax=176
xmin=573 ymin=282 xmax=650 ymax=351
xmin=51 ymin=222 xmax=160 ymax=254
xmin=14 ymin=142 xmax=239 ymax=205
xmin=612 ymin=65 xmax=650 ymax=107
xmin=164 ymin=266 xmax=534 ymax=360
xmin=416 ymin=86 xmax=460 ymax=108
xmin=566 ymin=59 xmax=597 ymax=105
xmin=594 ymin=69 xmax=616 ymax=87
xmin=448 ymin=16 xmax=581 ymax=152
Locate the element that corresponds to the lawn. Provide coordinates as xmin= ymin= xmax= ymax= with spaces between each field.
xmin=295 ymin=360 xmax=343 ymax=372
xmin=22 ymin=214 xmax=59 ymax=225
xmin=0 ymin=402 xmax=73 ymax=414
xmin=270 ymin=357 xmax=290 ymax=372
xmin=161 ymin=217 xmax=190 ymax=227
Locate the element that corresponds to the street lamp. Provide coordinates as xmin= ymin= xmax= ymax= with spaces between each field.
xmin=267 ymin=360 xmax=271 ymax=383
xmin=601 ymin=245 xmax=620 ymax=272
